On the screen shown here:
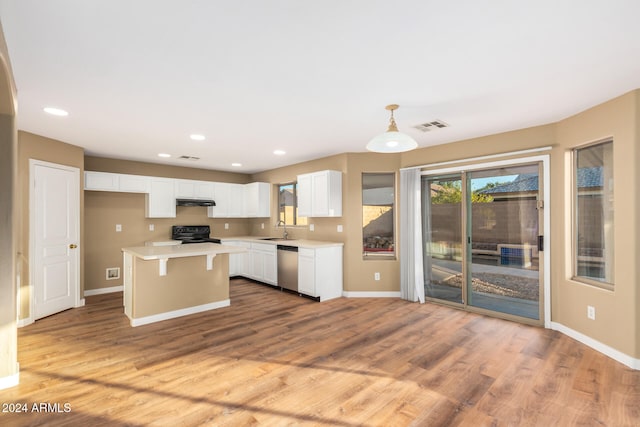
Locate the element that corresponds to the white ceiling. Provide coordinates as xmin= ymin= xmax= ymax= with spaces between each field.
xmin=2 ymin=1 xmax=640 ymax=173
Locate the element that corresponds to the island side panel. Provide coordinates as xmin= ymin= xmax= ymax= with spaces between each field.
xmin=131 ymin=253 xmax=229 ymax=319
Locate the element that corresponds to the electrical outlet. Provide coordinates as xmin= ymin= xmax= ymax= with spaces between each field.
xmin=149 ymin=224 xmax=154 ymax=231
xmin=115 ymin=224 xmax=122 ymax=232
xmin=261 ymin=223 xmax=264 ymax=229
xmin=587 ymin=305 xmax=596 ymax=320
xmin=374 ymin=272 xmax=380 ymax=281
xmin=337 ymin=225 xmax=343 ymax=233
xmin=309 ymin=224 xmax=314 ymax=231
xmin=224 ymin=223 xmax=229 ymax=230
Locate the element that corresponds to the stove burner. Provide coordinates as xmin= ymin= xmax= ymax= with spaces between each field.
xmin=171 ymin=225 xmax=220 ymax=244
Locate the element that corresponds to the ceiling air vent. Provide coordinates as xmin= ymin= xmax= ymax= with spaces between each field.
xmin=414 ymin=120 xmax=449 ymax=132
xmin=178 ymin=155 xmax=200 ymax=161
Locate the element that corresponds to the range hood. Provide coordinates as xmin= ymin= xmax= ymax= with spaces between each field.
xmin=176 ymin=198 xmax=216 ymax=207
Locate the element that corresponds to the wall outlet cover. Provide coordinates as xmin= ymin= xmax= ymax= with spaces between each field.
xmin=116 ymin=224 xmax=122 ymax=232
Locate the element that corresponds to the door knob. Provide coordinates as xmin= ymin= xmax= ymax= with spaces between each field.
xmin=69 ymin=244 xmax=78 ymax=249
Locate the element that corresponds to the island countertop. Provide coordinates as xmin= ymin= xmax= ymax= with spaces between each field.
xmin=122 ymin=242 xmax=247 ymax=260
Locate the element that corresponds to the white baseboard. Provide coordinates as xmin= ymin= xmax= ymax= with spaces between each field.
xmin=84 ymin=285 xmax=123 ymax=296
xmin=17 ymin=317 xmax=34 ymax=328
xmin=128 ymin=299 xmax=230 ymax=327
xmin=0 ymin=364 xmax=19 ymax=390
xmin=342 ymin=291 xmax=401 ymax=298
xmin=550 ymin=321 xmax=640 ymax=370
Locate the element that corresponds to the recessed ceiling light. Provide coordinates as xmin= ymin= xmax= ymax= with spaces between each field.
xmin=43 ymin=107 xmax=69 ymax=116
xmin=158 ymin=153 xmax=171 ymax=158
xmin=190 ymin=134 xmax=205 ymax=141
xmin=231 ymin=163 xmax=242 ymax=167
xmin=273 ymin=150 xmax=286 ymax=155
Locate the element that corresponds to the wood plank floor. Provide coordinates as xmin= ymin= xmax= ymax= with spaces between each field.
xmin=1 ymin=278 xmax=639 ymax=426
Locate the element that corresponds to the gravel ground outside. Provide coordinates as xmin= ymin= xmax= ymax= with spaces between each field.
xmin=442 ymin=273 xmax=539 ymax=301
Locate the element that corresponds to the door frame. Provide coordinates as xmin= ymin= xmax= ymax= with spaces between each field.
xmin=27 ymin=159 xmax=83 ymax=325
xmin=422 ymin=154 xmax=551 ymax=327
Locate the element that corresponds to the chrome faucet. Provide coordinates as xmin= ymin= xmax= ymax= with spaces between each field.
xmin=276 ymin=220 xmax=289 ymax=240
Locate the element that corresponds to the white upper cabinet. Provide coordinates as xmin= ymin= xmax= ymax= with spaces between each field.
xmin=85 ymin=171 xmax=150 ymax=193
xmin=244 ymin=182 xmax=271 ymax=218
xmin=209 ymin=182 xmax=240 ymax=218
xmin=85 ymin=171 xmax=119 ymax=191
xmin=145 ymin=178 xmax=176 ymax=218
xmin=84 ymin=171 xmax=149 ymax=193
xmin=175 ymin=180 xmax=214 ymax=199
xmin=296 ymin=170 xmax=342 ymax=217
xmin=85 ymin=171 xmax=269 ymax=218
xmin=297 ymin=173 xmax=312 ymax=217
xmin=118 ymin=174 xmax=150 ymax=193
xmin=228 ymin=183 xmax=245 ymax=217
xmin=209 ymin=182 xmax=270 ymax=218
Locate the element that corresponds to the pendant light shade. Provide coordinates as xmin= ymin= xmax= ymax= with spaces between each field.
xmin=366 ymin=104 xmax=417 ymax=153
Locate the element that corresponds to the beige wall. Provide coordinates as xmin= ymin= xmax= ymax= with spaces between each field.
xmin=0 ymin=19 xmax=18 ymax=385
xmin=17 ymin=131 xmax=85 ymax=320
xmin=554 ymin=91 xmax=638 ymax=358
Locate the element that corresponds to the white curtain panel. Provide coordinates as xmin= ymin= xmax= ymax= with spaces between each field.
xmin=400 ymin=169 xmax=425 ymax=303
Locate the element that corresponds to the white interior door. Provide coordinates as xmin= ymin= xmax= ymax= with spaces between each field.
xmin=30 ymin=160 xmax=81 ymax=320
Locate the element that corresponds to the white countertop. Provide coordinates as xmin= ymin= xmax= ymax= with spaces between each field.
xmin=122 ymin=242 xmax=247 ymax=260
xmin=215 ymin=236 xmax=344 ymax=249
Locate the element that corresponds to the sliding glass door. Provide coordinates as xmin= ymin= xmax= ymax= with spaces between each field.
xmin=466 ymin=165 xmax=540 ymax=320
xmin=422 ymin=175 xmax=464 ymax=305
xmin=422 ymin=162 xmax=544 ymax=323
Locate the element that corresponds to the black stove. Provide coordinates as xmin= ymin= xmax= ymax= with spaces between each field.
xmin=171 ymin=225 xmax=221 ymax=244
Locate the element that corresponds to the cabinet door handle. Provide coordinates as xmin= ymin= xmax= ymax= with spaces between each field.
xmin=69 ymin=244 xmax=78 ymax=249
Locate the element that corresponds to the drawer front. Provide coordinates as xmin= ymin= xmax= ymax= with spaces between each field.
xmin=298 ymin=248 xmax=315 ymax=258
xmin=251 ymin=242 xmax=275 ymax=253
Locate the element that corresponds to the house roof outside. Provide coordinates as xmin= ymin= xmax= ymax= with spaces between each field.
xmin=479 ymin=167 xmax=603 ymax=195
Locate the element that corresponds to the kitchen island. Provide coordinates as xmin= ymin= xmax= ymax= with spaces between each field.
xmin=122 ymin=243 xmax=246 ymax=326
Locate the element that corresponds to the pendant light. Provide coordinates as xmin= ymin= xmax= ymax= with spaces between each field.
xmin=366 ymin=104 xmax=418 ymax=153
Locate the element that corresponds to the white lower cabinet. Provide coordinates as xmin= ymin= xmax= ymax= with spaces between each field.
xmin=250 ymin=242 xmax=277 ymax=286
xmin=223 ymin=239 xmax=343 ymax=300
xmin=223 ymin=240 xmax=251 ymax=277
xmin=298 ymin=246 xmax=343 ymax=301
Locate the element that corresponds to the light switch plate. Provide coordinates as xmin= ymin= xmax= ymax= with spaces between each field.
xmin=116 ymin=224 xmax=122 ymax=232
xmin=149 ymin=224 xmax=154 ymax=231
xmin=337 ymin=225 xmax=343 ymax=232
xmin=225 ymin=223 xmax=229 ymax=230
xmin=309 ymin=224 xmax=315 ymax=231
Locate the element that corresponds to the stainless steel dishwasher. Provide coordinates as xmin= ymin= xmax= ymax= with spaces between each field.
xmin=277 ymin=244 xmax=298 ymax=292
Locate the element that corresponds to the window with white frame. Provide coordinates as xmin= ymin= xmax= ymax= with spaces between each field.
xmin=573 ymin=140 xmax=614 ymax=287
